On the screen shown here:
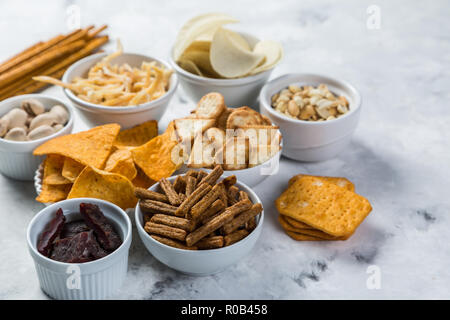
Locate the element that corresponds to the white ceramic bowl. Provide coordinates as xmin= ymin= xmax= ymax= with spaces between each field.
xmin=27 ymin=198 xmax=132 ymax=300
xmin=170 ymin=33 xmax=275 ymax=108
xmin=62 ymin=52 xmax=178 ymax=129
xmin=0 ymin=94 xmax=74 ymax=181
xmin=135 ymin=175 xmax=264 ymax=276
xmin=259 ymin=73 xmax=362 ymax=162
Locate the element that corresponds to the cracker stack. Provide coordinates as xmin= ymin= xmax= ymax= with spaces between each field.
xmin=275 ymin=174 xmax=372 ymax=241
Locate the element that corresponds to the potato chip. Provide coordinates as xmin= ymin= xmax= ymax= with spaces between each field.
xmin=131 ymin=127 xmax=180 ymax=181
xmin=104 ymin=148 xmax=137 ymax=180
xmin=43 ymin=155 xmax=71 ymax=185
xmin=210 ymin=28 xmax=264 ymax=78
xmin=177 ymin=58 xmax=204 ymax=76
xmin=62 ymin=157 xmax=85 ymax=183
xmin=114 ymin=120 xmax=158 ymax=148
xmin=180 ymin=47 xmax=220 ymax=78
xmin=249 ymin=40 xmax=283 ymax=75
xmin=275 ymin=176 xmax=372 ymax=237
xmin=132 ymin=167 xmax=156 ymax=189
xmin=67 ymin=166 xmax=137 ymax=210
xmin=34 ymin=124 xmax=121 ymax=169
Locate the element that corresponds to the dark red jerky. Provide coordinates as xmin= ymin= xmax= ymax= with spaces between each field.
xmin=60 ymin=220 xmax=90 ymax=239
xmin=85 ymin=231 xmax=108 ymax=259
xmin=80 ymin=203 xmax=121 ymax=251
xmin=37 ymin=208 xmax=66 ymax=257
xmin=50 ymin=231 xmax=92 ymax=263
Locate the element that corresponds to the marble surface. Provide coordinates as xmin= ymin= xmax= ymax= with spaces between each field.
xmin=1 ymin=0 xmax=449 ymax=300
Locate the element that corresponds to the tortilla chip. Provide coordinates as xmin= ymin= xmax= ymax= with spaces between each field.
xmin=36 ymin=183 xmax=72 ymax=203
xmin=104 ymin=148 xmax=137 ymax=180
xmin=43 ymin=155 xmax=71 ymax=185
xmin=33 ymin=124 xmax=121 ymax=169
xmin=132 ymin=167 xmax=156 ymax=189
xmin=114 ymin=120 xmax=158 ymax=148
xmin=131 ymin=123 xmax=181 ymax=181
xmin=62 ymin=157 xmax=85 ymax=183
xmin=67 ymin=166 xmax=137 ymax=210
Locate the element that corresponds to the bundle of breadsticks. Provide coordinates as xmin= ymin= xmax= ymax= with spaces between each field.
xmin=0 ymin=25 xmax=108 ymax=101
xmin=135 ymin=165 xmax=263 ymax=250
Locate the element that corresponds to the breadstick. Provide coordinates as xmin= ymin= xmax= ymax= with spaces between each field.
xmin=189 ymin=183 xmax=224 ymax=220
xmin=144 ymin=222 xmax=187 ymax=241
xmin=185 ymin=176 xmax=196 ymax=197
xmin=200 ymin=199 xmax=225 ymax=224
xmin=227 ymin=185 xmax=239 ymax=205
xmin=196 ymin=170 xmax=208 ymax=184
xmin=185 ymin=199 xmax=252 ymax=246
xmin=245 ymin=217 xmax=257 ymax=231
xmin=173 ymin=175 xmax=186 ymax=194
xmin=196 ymin=236 xmax=224 ymax=249
xmin=175 ymin=183 xmax=211 ymax=217
xmin=150 ymin=214 xmax=195 ymax=232
xmin=224 ymin=229 xmax=249 ymax=246
xmin=239 ymin=190 xmax=250 ymax=202
xmin=159 ymin=178 xmax=182 ymax=205
xmin=139 ymin=199 xmax=177 ymax=215
xmin=135 ymin=187 xmax=169 ymax=202
xmin=222 ymin=203 xmax=262 ymax=234
xmin=222 ymin=175 xmax=237 ymax=188
xmin=150 ymin=235 xmax=197 ymax=250
xmin=201 ymin=165 xmax=223 ymax=186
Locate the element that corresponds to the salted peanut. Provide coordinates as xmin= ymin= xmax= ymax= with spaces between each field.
xmin=201 ymin=165 xmax=223 ymax=186
xmin=227 ymin=185 xmax=239 ymax=205
xmin=186 ymin=199 xmax=252 ymax=246
xmin=150 ymin=235 xmax=197 ymax=250
xmin=299 ymin=104 xmax=316 ymax=120
xmin=287 ymin=100 xmax=300 ymax=117
xmin=140 ymin=199 xmax=177 ymax=215
xmin=200 ymin=199 xmax=225 ymax=224
xmin=135 ymin=187 xmax=169 ymax=202
xmin=189 ymin=183 xmax=224 ymax=220
xmin=150 ymin=214 xmax=195 ymax=232
xmin=238 ymin=190 xmax=250 ymax=202
xmin=27 ymin=125 xmax=55 ymax=140
xmin=288 ymin=85 xmax=302 ymax=94
xmin=224 ymin=229 xmax=249 ymax=246
xmin=145 ymin=222 xmax=187 ymax=241
xmin=196 ymin=170 xmax=208 ymax=184
xmin=29 ymin=112 xmax=58 ymax=131
xmin=223 ymin=203 xmax=263 ymax=234
xmin=49 ymin=105 xmax=69 ymax=124
xmin=0 ymin=118 xmax=9 ymax=137
xmin=173 ymin=175 xmax=186 ymax=194
xmin=196 ymin=236 xmax=224 ymax=249
xmin=175 ymin=183 xmax=212 ymax=217
xmin=21 ymin=99 xmax=45 ymax=117
xmin=185 ymin=176 xmax=197 ymax=197
xmin=337 ymin=104 xmax=348 ymax=114
xmin=4 ymin=127 xmax=27 ymax=141
xmin=4 ymin=108 xmax=27 ymax=130
xmin=245 ymin=217 xmax=257 ymax=231
xmin=160 ymin=178 xmax=182 ymax=205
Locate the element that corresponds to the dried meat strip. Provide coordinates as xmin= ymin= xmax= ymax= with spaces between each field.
xmin=37 ymin=208 xmax=66 ymax=257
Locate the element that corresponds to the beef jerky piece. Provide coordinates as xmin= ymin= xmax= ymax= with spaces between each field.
xmin=80 ymin=203 xmax=122 ymax=251
xmin=60 ymin=220 xmax=90 ymax=239
xmin=85 ymin=230 xmax=108 ymax=260
xmin=50 ymin=231 xmax=92 ymax=263
xmin=37 ymin=208 xmax=66 ymax=257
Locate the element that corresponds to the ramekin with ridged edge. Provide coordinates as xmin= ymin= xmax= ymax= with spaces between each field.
xmin=27 ymin=198 xmax=132 ymax=300
xmin=0 ymin=94 xmax=74 ymax=181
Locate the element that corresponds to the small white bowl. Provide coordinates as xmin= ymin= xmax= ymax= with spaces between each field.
xmin=0 ymin=94 xmax=74 ymax=181
xmin=27 ymin=198 xmax=132 ymax=300
xmin=62 ymin=52 xmax=178 ymax=129
xmin=135 ymin=175 xmax=264 ymax=276
xmin=259 ymin=73 xmax=362 ymax=162
xmin=170 ymin=33 xmax=275 ymax=108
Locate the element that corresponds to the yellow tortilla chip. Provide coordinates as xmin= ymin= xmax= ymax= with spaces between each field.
xmin=131 ymin=123 xmax=181 ymax=181
xmin=62 ymin=157 xmax=85 ymax=183
xmin=114 ymin=120 xmax=158 ymax=148
xmin=104 ymin=148 xmax=137 ymax=180
xmin=132 ymin=167 xmax=156 ymax=189
xmin=67 ymin=166 xmax=137 ymax=210
xmin=34 ymin=124 xmax=121 ymax=169
xmin=43 ymin=155 xmax=71 ymax=185
xmin=36 ymin=183 xmax=72 ymax=203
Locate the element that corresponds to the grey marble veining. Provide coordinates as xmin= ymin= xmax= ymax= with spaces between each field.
xmin=0 ymin=0 xmax=449 ymax=299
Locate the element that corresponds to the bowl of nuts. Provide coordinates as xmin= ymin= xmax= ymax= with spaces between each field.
xmin=259 ymin=73 xmax=361 ymax=162
xmin=0 ymin=94 xmax=74 ymax=180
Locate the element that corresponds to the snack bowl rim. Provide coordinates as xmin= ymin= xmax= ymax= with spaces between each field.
xmin=0 ymin=93 xmax=74 ymax=148
xmin=27 ymin=197 xmax=132 ymax=270
xmin=259 ymin=72 xmax=362 ymax=125
xmin=135 ymin=174 xmax=264 ymax=255
xmin=62 ymin=52 xmax=179 ymax=113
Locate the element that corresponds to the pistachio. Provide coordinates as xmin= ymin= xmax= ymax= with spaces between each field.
xmin=49 ymin=105 xmax=69 ymax=124
xmin=29 ymin=112 xmax=58 ymax=131
xmin=52 ymin=124 xmax=64 ymax=132
xmin=0 ymin=117 xmax=10 ymax=137
xmin=4 ymin=108 xmax=28 ymax=130
xmin=27 ymin=125 xmax=55 ymax=140
xmin=4 ymin=127 xmax=27 ymax=141
xmin=21 ymin=99 xmax=45 ymax=117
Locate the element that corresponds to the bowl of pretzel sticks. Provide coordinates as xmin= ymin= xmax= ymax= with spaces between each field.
xmin=134 ymin=165 xmax=264 ymax=276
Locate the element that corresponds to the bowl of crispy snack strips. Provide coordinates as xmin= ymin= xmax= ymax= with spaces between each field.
xmin=33 ymin=120 xmax=185 ymax=210
xmin=173 ymin=92 xmax=282 ymax=187
xmin=276 ymin=174 xmax=372 ymax=241
xmin=35 ymin=41 xmax=178 ymax=128
xmin=135 ymin=165 xmax=264 ymax=275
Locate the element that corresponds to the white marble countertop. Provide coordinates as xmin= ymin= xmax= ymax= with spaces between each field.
xmin=1 ymin=0 xmax=449 ymax=299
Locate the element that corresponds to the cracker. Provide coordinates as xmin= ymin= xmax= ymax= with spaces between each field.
xmin=285 ymin=231 xmax=328 ymax=241
xmin=288 ymin=174 xmax=355 ymax=192
xmin=278 ymin=215 xmax=343 ymax=240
